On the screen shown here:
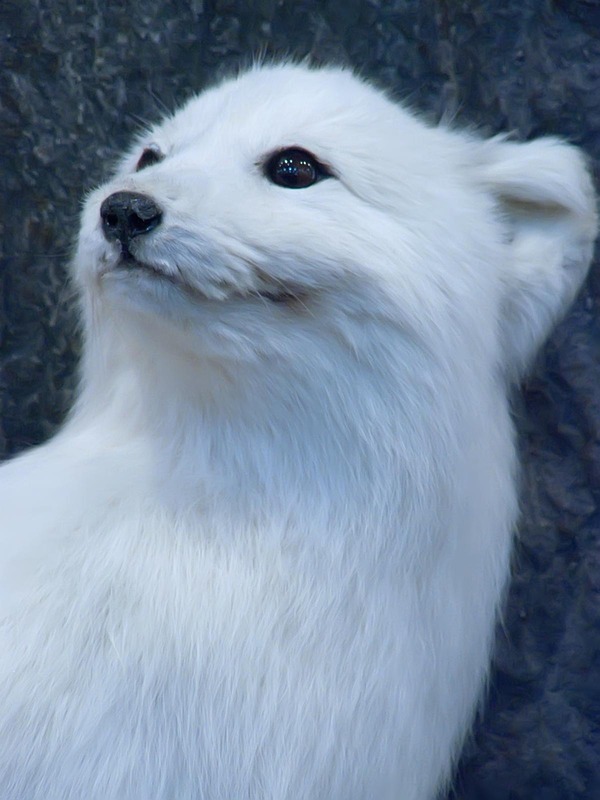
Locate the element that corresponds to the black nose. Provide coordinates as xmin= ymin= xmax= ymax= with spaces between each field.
xmin=100 ymin=191 xmax=162 ymax=247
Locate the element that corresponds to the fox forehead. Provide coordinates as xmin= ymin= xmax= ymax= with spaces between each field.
xmin=119 ymin=64 xmax=451 ymax=220
xmin=137 ymin=65 xmax=427 ymax=165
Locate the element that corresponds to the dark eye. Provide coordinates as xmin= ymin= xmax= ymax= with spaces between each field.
xmin=265 ymin=148 xmax=330 ymax=189
xmin=135 ymin=146 xmax=164 ymax=172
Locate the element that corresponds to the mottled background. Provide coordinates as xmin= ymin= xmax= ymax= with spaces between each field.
xmin=1 ymin=1 xmax=599 ymax=797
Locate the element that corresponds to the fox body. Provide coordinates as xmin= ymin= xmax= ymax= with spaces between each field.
xmin=0 ymin=65 xmax=596 ymax=799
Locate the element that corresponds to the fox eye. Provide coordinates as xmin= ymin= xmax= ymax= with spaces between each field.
xmin=135 ymin=146 xmax=164 ymax=172
xmin=265 ymin=148 xmax=331 ymax=189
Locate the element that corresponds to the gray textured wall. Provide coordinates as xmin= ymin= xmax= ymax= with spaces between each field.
xmin=1 ymin=2 xmax=599 ymax=797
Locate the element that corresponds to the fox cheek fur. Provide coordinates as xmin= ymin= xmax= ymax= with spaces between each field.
xmin=0 ymin=64 xmax=596 ymax=800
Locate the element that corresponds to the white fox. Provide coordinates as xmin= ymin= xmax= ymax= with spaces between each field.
xmin=0 ymin=64 xmax=596 ymax=799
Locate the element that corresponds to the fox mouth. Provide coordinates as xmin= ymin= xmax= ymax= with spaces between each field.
xmin=116 ymin=253 xmax=176 ymax=282
xmin=107 ymin=253 xmax=303 ymax=305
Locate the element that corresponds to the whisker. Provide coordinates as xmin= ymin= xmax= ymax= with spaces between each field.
xmin=264 ymin=273 xmax=316 ymax=317
xmin=3 ymin=251 xmax=71 ymax=260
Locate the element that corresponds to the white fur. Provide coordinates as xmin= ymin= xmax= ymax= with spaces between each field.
xmin=0 ymin=64 xmax=596 ymax=799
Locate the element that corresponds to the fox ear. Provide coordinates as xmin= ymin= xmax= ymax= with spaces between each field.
xmin=476 ymin=137 xmax=597 ymax=378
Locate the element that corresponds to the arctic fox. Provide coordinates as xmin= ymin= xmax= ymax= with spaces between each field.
xmin=0 ymin=64 xmax=596 ymax=800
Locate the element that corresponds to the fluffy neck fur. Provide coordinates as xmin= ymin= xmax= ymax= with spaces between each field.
xmin=74 ymin=289 xmax=442 ymax=545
